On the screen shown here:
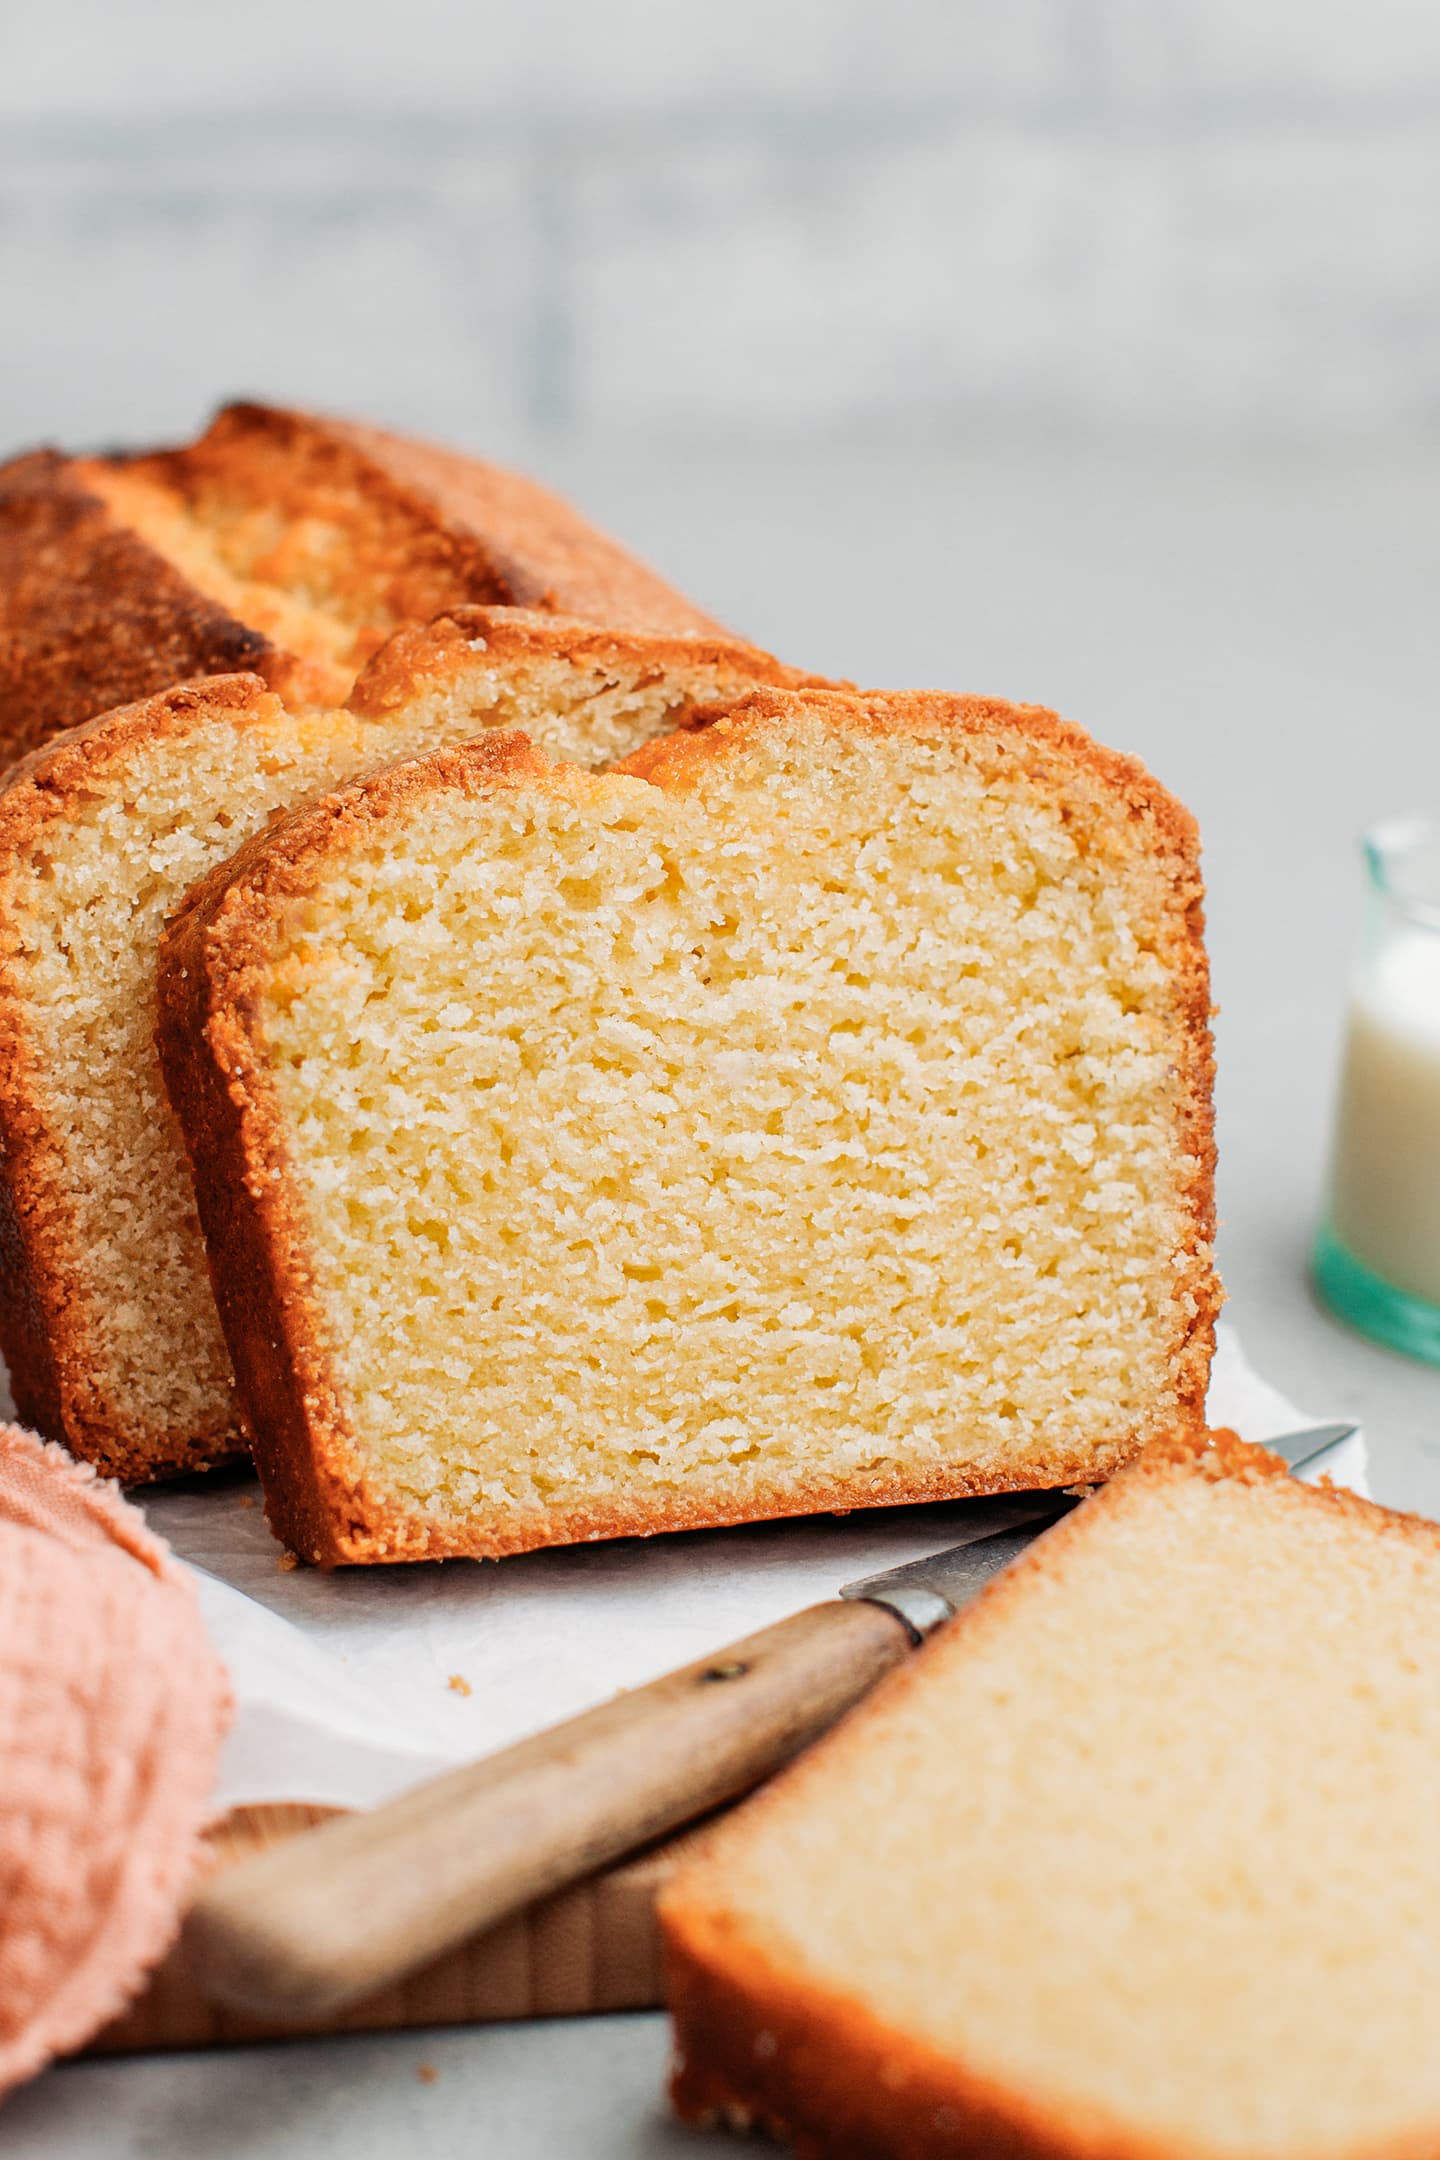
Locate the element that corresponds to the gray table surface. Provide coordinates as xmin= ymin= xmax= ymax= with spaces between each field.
xmin=9 ymin=439 xmax=1439 ymax=2156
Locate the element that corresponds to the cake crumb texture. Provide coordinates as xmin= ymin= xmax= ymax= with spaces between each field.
xmin=0 ymin=614 xmax=780 ymax=1480
xmin=160 ymin=686 xmax=1216 ymax=1558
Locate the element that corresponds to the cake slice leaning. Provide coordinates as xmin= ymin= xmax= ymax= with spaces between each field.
xmin=660 ymin=1431 xmax=1440 ymax=2160
xmin=156 ymin=685 xmax=1217 ymax=1560
xmin=0 ymin=609 xmax=785 ymax=1480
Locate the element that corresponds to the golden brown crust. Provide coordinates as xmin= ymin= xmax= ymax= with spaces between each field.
xmin=309 ymin=407 xmax=731 ymax=639
xmin=0 ymin=676 xmax=274 ymax=1479
xmin=0 ymin=448 xmax=273 ymax=769
xmin=345 ymin=603 xmax=798 ymax=722
xmin=661 ymin=1433 xmax=1440 ymax=2160
xmin=0 ymin=403 xmax=735 ymax=772
xmin=158 ymin=687 xmax=1218 ymax=1564
xmin=135 ymin=402 xmax=730 ymax=656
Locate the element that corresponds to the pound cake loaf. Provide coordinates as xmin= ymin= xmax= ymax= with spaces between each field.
xmin=0 ymin=610 xmax=785 ymax=1480
xmin=157 ymin=686 xmax=1217 ymax=1561
xmin=661 ymin=1431 xmax=1440 ymax=2160
xmin=0 ymin=399 xmax=726 ymax=767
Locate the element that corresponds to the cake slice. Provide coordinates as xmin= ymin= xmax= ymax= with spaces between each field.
xmin=157 ymin=686 xmax=1217 ymax=1561
xmin=0 ymin=399 xmax=726 ymax=767
xmin=661 ymin=1431 xmax=1440 ymax=2160
xmin=0 ymin=610 xmax=783 ymax=1480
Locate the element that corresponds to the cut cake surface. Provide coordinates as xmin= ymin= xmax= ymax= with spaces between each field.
xmin=157 ymin=686 xmax=1216 ymax=1559
xmin=0 ymin=401 xmax=727 ymax=767
xmin=0 ymin=610 xmax=782 ymax=1480
xmin=661 ymin=1431 xmax=1440 ymax=2160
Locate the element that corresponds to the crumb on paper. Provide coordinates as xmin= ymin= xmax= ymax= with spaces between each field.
xmin=276 ymin=1552 xmax=299 ymax=1573
xmin=239 ymin=1493 xmax=255 ymax=1509
xmin=417 ymin=2061 xmax=439 ymax=2085
xmin=447 ymin=1672 xmax=472 ymax=1697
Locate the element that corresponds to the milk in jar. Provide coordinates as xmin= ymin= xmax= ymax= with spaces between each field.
xmin=1317 ymin=815 xmax=1440 ymax=1360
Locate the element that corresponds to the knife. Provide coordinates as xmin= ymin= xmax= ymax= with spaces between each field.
xmin=186 ymin=1422 xmax=1358 ymax=2023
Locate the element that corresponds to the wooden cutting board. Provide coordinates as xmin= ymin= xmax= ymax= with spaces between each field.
xmin=86 ymin=1801 xmax=701 ymax=2054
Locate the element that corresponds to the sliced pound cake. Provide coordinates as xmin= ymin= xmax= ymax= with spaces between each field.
xmin=157 ymin=686 xmax=1217 ymax=1560
xmin=661 ymin=1431 xmax=1440 ymax=2160
xmin=0 ymin=399 xmax=726 ymax=766
xmin=0 ymin=611 xmax=784 ymax=1479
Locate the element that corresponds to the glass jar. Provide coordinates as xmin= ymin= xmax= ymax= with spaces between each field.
xmin=1314 ymin=815 xmax=1440 ymax=1364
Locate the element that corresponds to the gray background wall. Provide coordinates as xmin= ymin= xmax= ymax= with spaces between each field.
xmin=4 ymin=0 xmax=1440 ymax=458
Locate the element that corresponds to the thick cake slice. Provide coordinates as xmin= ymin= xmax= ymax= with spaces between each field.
xmin=660 ymin=1432 xmax=1440 ymax=2160
xmin=157 ymin=686 xmax=1216 ymax=1560
xmin=0 ymin=610 xmax=781 ymax=1480
xmin=0 ymin=400 xmax=726 ymax=766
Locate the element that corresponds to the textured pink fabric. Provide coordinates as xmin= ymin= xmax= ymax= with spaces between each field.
xmin=0 ymin=1424 xmax=230 ymax=2098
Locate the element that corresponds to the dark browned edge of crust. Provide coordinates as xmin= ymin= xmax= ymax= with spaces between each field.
xmin=282 ymin=404 xmax=735 ymax=640
xmin=156 ymin=685 xmax=1217 ymax=1565
xmin=660 ymin=1430 xmax=1440 ymax=2160
xmin=157 ymin=400 xmax=734 ymax=644
xmin=344 ymin=603 xmax=809 ymax=722
xmin=0 ymin=401 xmax=744 ymax=776
xmin=0 ymin=675 xmax=277 ymax=1481
xmin=0 ymin=446 xmax=274 ymax=768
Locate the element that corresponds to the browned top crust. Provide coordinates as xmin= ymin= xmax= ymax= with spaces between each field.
xmin=0 ymin=670 xmax=277 ymax=827
xmin=298 ymin=407 xmax=731 ymax=638
xmin=346 ymin=603 xmax=800 ymax=719
xmin=128 ymin=402 xmax=730 ymax=651
xmin=0 ymin=448 xmax=271 ymax=769
xmin=620 ymin=683 xmax=1202 ymax=860
xmin=0 ymin=401 xmax=732 ymax=770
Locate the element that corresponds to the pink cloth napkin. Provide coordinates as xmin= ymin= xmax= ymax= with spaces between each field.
xmin=0 ymin=1424 xmax=230 ymax=2098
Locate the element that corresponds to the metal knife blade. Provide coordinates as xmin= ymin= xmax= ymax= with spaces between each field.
xmin=840 ymin=1421 xmax=1360 ymax=1640
xmin=1260 ymin=1420 xmax=1360 ymax=1472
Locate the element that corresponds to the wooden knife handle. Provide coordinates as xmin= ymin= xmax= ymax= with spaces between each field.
xmin=184 ymin=1596 xmax=910 ymax=2021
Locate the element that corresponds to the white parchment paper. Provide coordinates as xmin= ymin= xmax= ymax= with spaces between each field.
xmin=138 ymin=1322 xmax=1369 ymax=1815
